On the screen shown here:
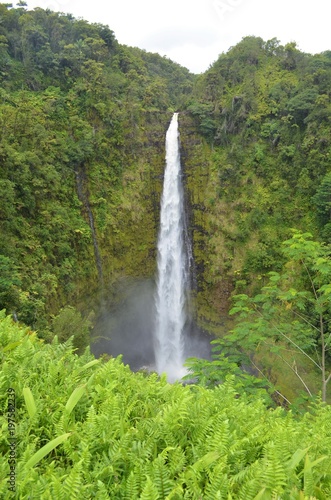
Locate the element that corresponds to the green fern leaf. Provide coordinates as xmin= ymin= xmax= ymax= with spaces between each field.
xmin=139 ymin=477 xmax=160 ymax=500
xmin=151 ymin=455 xmax=174 ymax=499
xmin=63 ymin=459 xmax=84 ymax=499
xmin=125 ymin=470 xmax=140 ymax=500
xmin=204 ymin=464 xmax=229 ymax=499
xmin=48 ymin=475 xmax=66 ymax=500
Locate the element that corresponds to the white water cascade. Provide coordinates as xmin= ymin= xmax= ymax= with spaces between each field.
xmin=154 ymin=113 xmax=188 ymax=382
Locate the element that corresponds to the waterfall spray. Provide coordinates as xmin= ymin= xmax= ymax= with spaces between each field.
xmin=154 ymin=113 xmax=188 ymax=382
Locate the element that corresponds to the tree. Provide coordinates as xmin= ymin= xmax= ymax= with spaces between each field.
xmin=51 ymin=305 xmax=94 ymax=352
xmin=286 ymin=88 xmax=319 ymax=126
xmin=228 ymin=231 xmax=331 ymax=402
xmin=313 ymin=172 xmax=331 ymax=226
xmin=0 ymin=254 xmax=21 ymax=313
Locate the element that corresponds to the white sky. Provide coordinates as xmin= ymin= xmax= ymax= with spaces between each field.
xmin=23 ymin=0 xmax=331 ymax=73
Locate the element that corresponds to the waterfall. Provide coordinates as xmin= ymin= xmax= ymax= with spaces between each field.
xmin=154 ymin=113 xmax=188 ymax=382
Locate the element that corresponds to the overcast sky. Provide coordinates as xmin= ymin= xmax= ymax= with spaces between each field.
xmin=24 ymin=0 xmax=331 ymax=73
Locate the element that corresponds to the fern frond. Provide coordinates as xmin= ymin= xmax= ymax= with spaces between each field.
xmin=84 ymin=405 xmax=97 ymax=441
xmin=46 ymin=474 xmax=66 ymax=500
xmin=150 ymin=454 xmax=174 ymax=499
xmin=63 ymin=459 xmax=84 ymax=499
xmin=139 ymin=476 xmax=160 ymax=500
xmin=260 ymin=442 xmax=287 ymax=495
xmin=125 ymin=470 xmax=140 ymax=500
xmin=164 ymin=447 xmax=187 ymax=478
xmin=204 ymin=463 xmax=229 ymax=500
xmin=204 ymin=417 xmax=230 ymax=455
xmin=94 ymin=480 xmax=110 ymax=499
xmin=25 ymin=480 xmax=46 ymax=499
xmin=239 ymin=476 xmax=266 ymax=500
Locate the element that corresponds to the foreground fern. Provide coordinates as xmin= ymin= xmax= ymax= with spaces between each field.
xmin=1 ymin=311 xmax=331 ymax=499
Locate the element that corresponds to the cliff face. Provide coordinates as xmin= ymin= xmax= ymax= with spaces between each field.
xmin=179 ymin=113 xmax=234 ymax=335
xmin=98 ymin=112 xmax=233 ymax=343
xmin=96 ymin=112 xmax=170 ymax=296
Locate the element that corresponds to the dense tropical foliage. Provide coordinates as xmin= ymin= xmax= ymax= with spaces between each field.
xmin=178 ymin=36 xmax=331 ymax=398
xmin=1 ymin=313 xmax=331 ymax=498
xmin=186 ymin=231 xmax=331 ymax=404
xmin=1 ymin=3 xmax=331 ymax=495
xmin=185 ymin=36 xmax=331 ymax=322
xmin=0 ymin=2 xmax=193 ymax=333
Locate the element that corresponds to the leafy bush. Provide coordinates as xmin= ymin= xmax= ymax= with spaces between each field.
xmin=51 ymin=305 xmax=94 ymax=352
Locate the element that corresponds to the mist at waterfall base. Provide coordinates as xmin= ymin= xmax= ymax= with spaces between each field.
xmin=92 ymin=114 xmax=212 ymax=381
xmin=91 ymin=279 xmax=212 ymax=377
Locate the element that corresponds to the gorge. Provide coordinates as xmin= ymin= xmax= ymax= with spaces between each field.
xmin=2 ymin=6 xmax=331 ymax=496
xmin=0 ymin=4 xmax=331 ymax=400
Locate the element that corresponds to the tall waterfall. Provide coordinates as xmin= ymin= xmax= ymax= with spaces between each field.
xmin=154 ymin=113 xmax=188 ymax=382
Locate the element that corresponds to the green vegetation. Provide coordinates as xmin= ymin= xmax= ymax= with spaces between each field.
xmin=0 ymin=3 xmax=193 ymax=332
xmin=184 ymin=37 xmax=331 ymax=325
xmin=1 ymin=6 xmax=331 ymax=493
xmin=229 ymin=230 xmax=331 ymax=402
xmin=178 ymin=37 xmax=331 ymax=397
xmin=186 ymin=231 xmax=331 ymax=405
xmin=1 ymin=312 xmax=331 ymax=498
